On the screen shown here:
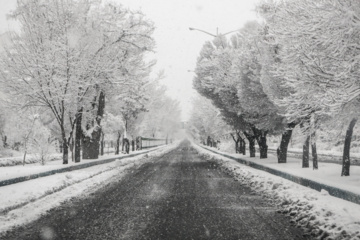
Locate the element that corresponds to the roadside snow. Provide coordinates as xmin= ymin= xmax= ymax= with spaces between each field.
xmin=0 ymin=147 xmax=159 ymax=181
xmin=193 ymin=143 xmax=360 ymax=240
xmin=0 ymin=153 xmax=63 ymax=167
xmin=0 ymin=142 xmax=180 ymax=235
xmin=0 ymin=148 xmax=118 ymax=167
xmin=207 ymin=146 xmax=360 ymax=196
xmin=278 ymin=147 xmax=360 ymax=158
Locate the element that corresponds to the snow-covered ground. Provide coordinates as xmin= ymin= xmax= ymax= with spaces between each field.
xmin=0 ymin=142 xmax=180 ymax=236
xmin=0 ymin=148 xmax=118 ymax=167
xmin=0 ymin=147 xmax=158 ymax=182
xmin=0 ymin=153 xmax=63 ymax=167
xmin=193 ymin=143 xmax=360 ymax=240
xmin=214 ymin=146 xmax=360 ymax=195
xmin=2 ymin=139 xmax=359 ymax=239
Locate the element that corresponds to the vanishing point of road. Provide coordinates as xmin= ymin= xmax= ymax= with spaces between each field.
xmin=4 ymin=141 xmax=308 ymax=240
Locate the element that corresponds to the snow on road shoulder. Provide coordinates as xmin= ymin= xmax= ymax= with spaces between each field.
xmin=0 ymin=142 xmax=180 ymax=236
xmin=0 ymin=146 xmax=163 ymax=182
xmin=192 ymin=143 xmax=360 ymax=240
xmin=205 ymin=145 xmax=360 ymax=195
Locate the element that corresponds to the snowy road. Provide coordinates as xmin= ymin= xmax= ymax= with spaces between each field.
xmin=4 ymin=142 xmax=309 ymax=239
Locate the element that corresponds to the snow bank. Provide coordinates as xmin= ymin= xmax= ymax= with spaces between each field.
xmin=192 ymin=143 xmax=360 ymax=240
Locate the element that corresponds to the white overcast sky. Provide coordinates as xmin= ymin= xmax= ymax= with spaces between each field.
xmin=0 ymin=0 xmax=260 ymax=121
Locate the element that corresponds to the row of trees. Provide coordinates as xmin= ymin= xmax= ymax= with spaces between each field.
xmin=191 ymin=0 xmax=360 ymax=176
xmin=189 ymin=95 xmax=248 ymax=154
xmin=0 ymin=0 xmax=180 ymax=164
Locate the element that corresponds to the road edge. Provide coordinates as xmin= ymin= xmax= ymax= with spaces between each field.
xmin=195 ymin=143 xmax=360 ymax=206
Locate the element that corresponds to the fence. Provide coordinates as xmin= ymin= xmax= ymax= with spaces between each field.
xmin=139 ymin=137 xmax=169 ymax=149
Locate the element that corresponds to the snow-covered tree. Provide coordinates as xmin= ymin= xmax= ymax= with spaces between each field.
xmin=29 ymin=119 xmax=56 ymax=165
xmin=193 ymin=37 xmax=258 ymax=156
xmin=0 ymin=0 xmax=91 ymax=163
xmin=101 ymin=112 xmax=125 ymax=155
xmin=73 ymin=2 xmax=155 ymax=159
xmin=258 ymin=0 xmax=360 ymax=175
xmin=134 ymin=78 xmax=181 ymax=140
xmin=193 ymin=24 xmax=286 ymax=158
xmin=0 ymin=0 xmax=155 ymax=163
xmin=231 ymin=22 xmax=285 ymax=158
xmin=189 ymin=95 xmax=231 ymax=146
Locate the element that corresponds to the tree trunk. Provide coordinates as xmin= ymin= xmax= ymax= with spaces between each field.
xmin=2 ymin=135 xmax=7 ymax=148
xmin=258 ymin=138 xmax=268 ymax=158
xmin=253 ymin=127 xmax=268 ymax=159
xmin=100 ymin=131 xmax=104 ymax=156
xmin=82 ymin=91 xmax=105 ymax=159
xmin=312 ymin=141 xmax=318 ymax=170
xmin=22 ymin=142 xmax=27 ymax=166
xmin=61 ymin=124 xmax=68 ymax=164
xmin=310 ymin=115 xmax=318 ymax=170
xmin=59 ymin=141 xmax=63 ymax=153
xmin=341 ymin=118 xmax=357 ymax=176
xmin=70 ymin=135 xmax=74 ymax=162
xmin=236 ymin=132 xmax=245 ymax=154
xmin=82 ymin=130 xmax=101 ymax=159
xmin=241 ymin=139 xmax=246 ymax=155
xmin=239 ymin=139 xmax=243 ymax=154
xmin=277 ymin=123 xmax=296 ymax=163
xmin=243 ymin=131 xmax=256 ymax=157
xmin=123 ymin=138 xmax=130 ymax=154
xmin=75 ymin=109 xmax=82 ymax=163
xmin=230 ymin=133 xmax=240 ymax=153
xmin=248 ymin=138 xmax=255 ymax=157
xmin=62 ymin=140 xmax=68 ymax=164
xmin=302 ymin=136 xmax=310 ymax=168
xmin=115 ymin=132 xmax=121 ymax=155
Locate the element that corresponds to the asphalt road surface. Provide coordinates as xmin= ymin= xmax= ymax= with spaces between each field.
xmin=4 ymin=142 xmax=309 ymax=240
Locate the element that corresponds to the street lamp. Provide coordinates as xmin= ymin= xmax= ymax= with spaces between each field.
xmin=189 ymin=27 xmax=240 ymax=37
xmin=188 ymin=27 xmax=217 ymax=37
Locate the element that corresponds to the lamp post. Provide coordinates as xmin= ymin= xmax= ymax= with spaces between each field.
xmin=188 ymin=27 xmax=240 ymax=75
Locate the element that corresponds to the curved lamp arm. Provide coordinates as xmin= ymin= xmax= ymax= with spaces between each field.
xmin=189 ymin=27 xmax=217 ymax=37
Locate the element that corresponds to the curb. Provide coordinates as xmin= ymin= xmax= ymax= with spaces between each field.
xmin=198 ymin=144 xmax=360 ymax=205
xmin=0 ymin=146 xmax=164 ymax=188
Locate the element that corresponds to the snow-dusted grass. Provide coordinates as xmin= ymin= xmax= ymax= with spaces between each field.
xmin=0 ymin=142 xmax=180 ymax=235
xmin=193 ymin=143 xmax=360 ymax=240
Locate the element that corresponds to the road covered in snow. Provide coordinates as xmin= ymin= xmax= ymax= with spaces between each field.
xmin=2 ymin=141 xmax=308 ymax=240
